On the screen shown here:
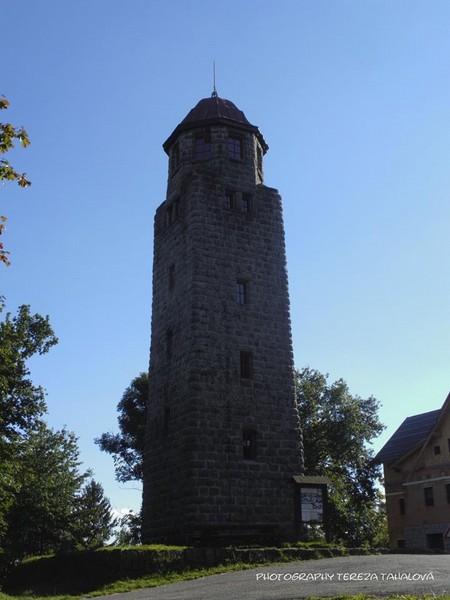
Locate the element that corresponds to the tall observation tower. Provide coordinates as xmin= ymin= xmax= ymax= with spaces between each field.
xmin=142 ymin=92 xmax=305 ymax=544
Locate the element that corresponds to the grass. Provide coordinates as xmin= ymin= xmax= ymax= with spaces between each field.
xmin=0 ymin=562 xmax=259 ymax=599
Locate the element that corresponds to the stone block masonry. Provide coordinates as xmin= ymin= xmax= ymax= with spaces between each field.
xmin=142 ymin=96 xmax=304 ymax=544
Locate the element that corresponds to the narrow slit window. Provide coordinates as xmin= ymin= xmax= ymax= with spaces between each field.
xmin=399 ymin=498 xmax=405 ymax=515
xmin=173 ymin=198 xmax=180 ymax=220
xmin=166 ymin=205 xmax=173 ymax=226
xmin=446 ymin=483 xmax=450 ymax=504
xmin=242 ymin=193 xmax=252 ymax=213
xmin=240 ymin=351 xmax=252 ymax=379
xmin=236 ymin=281 xmax=247 ymax=305
xmin=171 ymin=143 xmax=180 ymax=173
xmin=243 ymin=429 xmax=257 ymax=460
xmin=169 ymin=264 xmax=175 ymax=291
xmin=166 ymin=329 xmax=173 ymax=360
xmin=225 ymin=190 xmax=235 ymax=210
xmin=257 ymin=145 xmax=263 ymax=172
xmin=163 ymin=407 xmax=170 ymax=437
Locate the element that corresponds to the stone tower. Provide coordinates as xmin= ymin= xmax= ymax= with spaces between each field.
xmin=142 ymin=93 xmax=304 ymax=544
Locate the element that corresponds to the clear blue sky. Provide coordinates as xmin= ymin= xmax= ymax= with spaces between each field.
xmin=2 ymin=0 xmax=449 ymax=513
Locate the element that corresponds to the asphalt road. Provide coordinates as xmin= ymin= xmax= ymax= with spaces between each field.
xmin=94 ymin=554 xmax=450 ymax=600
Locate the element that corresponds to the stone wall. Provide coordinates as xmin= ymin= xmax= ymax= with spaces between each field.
xmin=142 ymin=122 xmax=303 ymax=544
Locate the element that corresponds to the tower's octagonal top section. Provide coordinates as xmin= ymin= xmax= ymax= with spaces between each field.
xmin=163 ymin=94 xmax=268 ymax=155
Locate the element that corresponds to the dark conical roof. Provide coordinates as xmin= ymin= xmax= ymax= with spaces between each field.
xmin=181 ymin=96 xmax=251 ymax=127
xmin=163 ymin=94 xmax=268 ymax=154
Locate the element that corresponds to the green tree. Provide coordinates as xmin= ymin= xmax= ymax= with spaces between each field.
xmin=96 ymin=372 xmax=147 ymax=483
xmin=0 ymin=96 xmax=31 ymax=266
xmin=295 ymin=367 xmax=386 ymax=546
xmin=4 ymin=423 xmax=88 ymax=558
xmin=115 ymin=509 xmax=141 ymax=545
xmin=0 ymin=305 xmax=58 ymax=539
xmin=0 ymin=305 xmax=58 ymax=440
xmin=72 ymin=480 xmax=117 ymax=549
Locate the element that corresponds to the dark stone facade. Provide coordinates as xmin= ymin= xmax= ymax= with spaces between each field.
xmin=142 ymin=96 xmax=304 ymax=544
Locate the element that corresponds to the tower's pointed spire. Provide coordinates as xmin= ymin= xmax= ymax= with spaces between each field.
xmin=211 ymin=61 xmax=218 ymax=98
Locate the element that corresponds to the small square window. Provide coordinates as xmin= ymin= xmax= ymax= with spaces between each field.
xmin=424 ymin=486 xmax=434 ymax=506
xmin=240 ymin=351 xmax=252 ymax=379
xmin=397 ymin=539 xmax=406 ymax=549
xmin=243 ymin=429 xmax=257 ymax=460
xmin=228 ymin=136 xmax=242 ymax=160
xmin=236 ymin=281 xmax=247 ymax=305
xmin=434 ymin=445 xmax=441 ymax=455
xmin=399 ymin=498 xmax=405 ymax=515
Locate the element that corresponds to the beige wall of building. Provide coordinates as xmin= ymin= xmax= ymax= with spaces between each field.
xmin=383 ymin=402 xmax=450 ymax=551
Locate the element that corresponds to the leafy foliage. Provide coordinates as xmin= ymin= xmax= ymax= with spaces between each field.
xmin=0 ymin=305 xmax=58 ymax=440
xmin=96 ymin=372 xmax=147 ymax=483
xmin=295 ymin=367 xmax=386 ymax=546
xmin=0 ymin=305 xmax=58 ymax=540
xmin=4 ymin=423 xmax=88 ymax=558
xmin=115 ymin=509 xmax=142 ymax=545
xmin=0 ymin=96 xmax=31 ymax=266
xmin=72 ymin=480 xmax=117 ymax=549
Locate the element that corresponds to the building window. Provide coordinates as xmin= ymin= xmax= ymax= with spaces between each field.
xmin=399 ymin=498 xmax=405 ymax=515
xmin=424 ymin=486 xmax=434 ymax=506
xmin=446 ymin=483 xmax=450 ymax=504
xmin=166 ymin=199 xmax=180 ymax=226
xmin=166 ymin=329 xmax=173 ymax=360
xmin=426 ymin=533 xmax=444 ymax=550
xmin=236 ymin=281 xmax=247 ymax=305
xmin=163 ymin=407 xmax=170 ymax=437
xmin=448 ymin=438 xmax=450 ymax=452
xmin=194 ymin=133 xmax=211 ymax=160
xmin=257 ymin=145 xmax=263 ymax=172
xmin=225 ymin=190 xmax=236 ymax=209
xmin=241 ymin=193 xmax=252 ymax=213
xmin=166 ymin=198 xmax=180 ymax=226
xmin=169 ymin=264 xmax=175 ymax=291
xmin=240 ymin=351 xmax=252 ymax=379
xmin=243 ymin=429 xmax=257 ymax=460
xmin=171 ymin=143 xmax=180 ymax=174
xmin=166 ymin=204 xmax=173 ymax=226
xmin=228 ymin=135 xmax=242 ymax=160
xmin=434 ymin=445 xmax=441 ymax=455
xmin=397 ymin=539 xmax=406 ymax=549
